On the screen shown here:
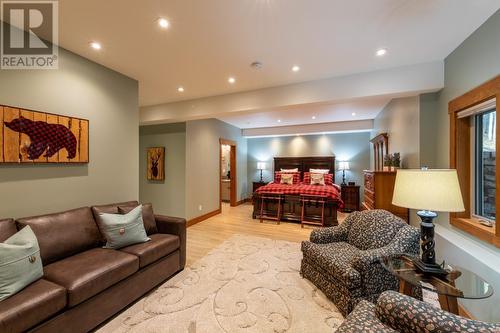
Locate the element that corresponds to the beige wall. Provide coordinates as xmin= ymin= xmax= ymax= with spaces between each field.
xmin=139 ymin=123 xmax=186 ymax=218
xmin=371 ymin=96 xmax=420 ymax=170
xmin=0 ymin=47 xmax=139 ymax=218
xmin=185 ymin=119 xmax=247 ymax=220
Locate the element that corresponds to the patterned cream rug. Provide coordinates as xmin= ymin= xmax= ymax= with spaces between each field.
xmin=98 ymin=234 xmax=344 ymax=333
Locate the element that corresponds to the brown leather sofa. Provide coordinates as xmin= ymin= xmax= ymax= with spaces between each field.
xmin=0 ymin=201 xmax=186 ymax=333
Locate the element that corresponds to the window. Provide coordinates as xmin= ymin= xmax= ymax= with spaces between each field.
xmin=449 ymin=75 xmax=500 ymax=248
xmin=475 ymin=110 xmax=496 ymax=221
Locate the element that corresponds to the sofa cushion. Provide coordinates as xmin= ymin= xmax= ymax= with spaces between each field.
xmin=301 ymin=241 xmax=361 ymax=288
xmin=120 ymin=233 xmax=180 ymax=268
xmin=0 ymin=219 xmax=16 ymax=243
xmin=118 ymin=203 xmax=158 ymax=235
xmin=16 ymin=207 xmax=101 ymax=265
xmin=347 ymin=209 xmax=405 ymax=250
xmin=43 ymin=248 xmax=139 ymax=307
xmin=0 ymin=279 xmax=66 ymax=333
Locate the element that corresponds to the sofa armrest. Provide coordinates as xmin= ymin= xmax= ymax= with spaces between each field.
xmin=155 ymin=214 xmax=187 ymax=268
xmin=376 ymin=291 xmax=500 ymax=332
xmin=310 ymin=225 xmax=348 ymax=244
xmin=351 ymin=225 xmax=420 ymax=272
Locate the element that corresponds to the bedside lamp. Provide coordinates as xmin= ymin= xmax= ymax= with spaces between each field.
xmin=338 ymin=161 xmax=350 ymax=186
xmin=392 ymin=168 xmax=464 ymax=275
xmin=257 ymin=162 xmax=267 ymax=183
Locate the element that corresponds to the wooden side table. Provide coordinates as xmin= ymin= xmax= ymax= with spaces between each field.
xmin=253 ymin=181 xmax=266 ymax=193
xmin=341 ymin=185 xmax=360 ymax=212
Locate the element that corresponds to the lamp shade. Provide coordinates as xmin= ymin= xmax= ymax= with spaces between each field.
xmin=392 ymin=169 xmax=465 ymax=212
xmin=257 ymin=162 xmax=267 ymax=170
xmin=338 ymin=161 xmax=350 ymax=170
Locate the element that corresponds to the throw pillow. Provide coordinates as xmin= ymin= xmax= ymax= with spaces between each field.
xmin=118 ymin=203 xmax=158 ymax=235
xmin=0 ymin=226 xmax=43 ymax=301
xmin=309 ymin=168 xmax=330 ymax=174
xmin=98 ymin=205 xmax=150 ymax=249
xmin=281 ymin=168 xmax=299 ymax=172
xmin=310 ymin=173 xmax=325 ymax=185
xmin=280 ymin=173 xmax=294 ymax=185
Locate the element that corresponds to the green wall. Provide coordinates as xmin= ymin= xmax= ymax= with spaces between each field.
xmin=421 ymin=9 xmax=500 ymax=322
xmin=0 ymin=47 xmax=139 ymax=218
xmin=139 ymin=123 xmax=186 ymax=218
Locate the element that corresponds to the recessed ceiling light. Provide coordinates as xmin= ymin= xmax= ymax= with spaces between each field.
xmin=228 ymin=77 xmax=236 ymax=84
xmin=177 ymin=86 xmax=184 ymax=92
xmin=292 ymin=65 xmax=300 ymax=72
xmin=352 ymin=112 xmax=356 ymax=116
xmin=312 ymin=116 xmax=316 ymax=120
xmin=158 ymin=18 xmax=169 ymax=29
xmin=376 ymin=48 xmax=387 ymax=56
xmin=277 ymin=119 xmax=281 ymax=123
xmin=90 ymin=42 xmax=101 ymax=50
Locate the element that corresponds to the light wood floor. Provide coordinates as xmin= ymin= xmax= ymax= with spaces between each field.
xmin=186 ymin=202 xmax=347 ymax=265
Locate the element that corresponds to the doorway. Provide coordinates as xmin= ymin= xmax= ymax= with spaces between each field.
xmin=220 ymin=139 xmax=237 ymax=207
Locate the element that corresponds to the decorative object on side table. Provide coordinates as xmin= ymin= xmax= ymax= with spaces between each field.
xmin=338 ymin=161 xmax=349 ymax=185
xmin=257 ymin=161 xmax=267 ymax=183
xmin=381 ymin=255 xmax=493 ymax=314
xmin=341 ymin=184 xmax=360 ymax=212
xmin=383 ymin=152 xmax=401 ymax=171
xmin=392 ymin=168 xmax=465 ymax=275
xmin=147 ymin=147 xmax=165 ymax=181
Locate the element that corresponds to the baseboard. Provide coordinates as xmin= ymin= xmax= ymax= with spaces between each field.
xmin=235 ymin=198 xmax=251 ymax=206
xmin=187 ymin=208 xmax=221 ymax=227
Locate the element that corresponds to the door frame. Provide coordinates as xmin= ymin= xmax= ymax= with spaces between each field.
xmin=219 ymin=138 xmax=237 ymax=208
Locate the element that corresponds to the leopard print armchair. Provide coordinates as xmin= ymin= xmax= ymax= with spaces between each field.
xmin=300 ymin=209 xmax=419 ymax=316
xmin=337 ymin=290 xmax=500 ymax=332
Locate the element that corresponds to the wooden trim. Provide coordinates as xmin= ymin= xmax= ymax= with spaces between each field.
xmin=449 ymin=75 xmax=500 ymax=247
xmin=220 ymin=138 xmax=237 ymax=146
xmin=458 ymin=302 xmax=474 ymax=320
xmin=187 ymin=208 xmax=221 ymax=227
xmin=235 ymin=198 xmax=251 ymax=206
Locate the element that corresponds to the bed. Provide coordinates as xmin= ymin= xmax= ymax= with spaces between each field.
xmin=252 ymin=156 xmax=343 ymax=226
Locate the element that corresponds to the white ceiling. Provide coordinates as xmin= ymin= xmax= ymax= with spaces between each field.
xmin=217 ymin=97 xmax=391 ymax=129
xmin=58 ymin=0 xmax=500 ymax=107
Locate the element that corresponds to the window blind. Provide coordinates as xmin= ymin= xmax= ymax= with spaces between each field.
xmin=457 ymin=98 xmax=496 ymax=118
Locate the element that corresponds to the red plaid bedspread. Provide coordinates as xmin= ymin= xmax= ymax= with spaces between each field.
xmin=255 ymin=182 xmax=343 ymax=206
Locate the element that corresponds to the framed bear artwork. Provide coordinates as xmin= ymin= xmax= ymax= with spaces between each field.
xmin=0 ymin=104 xmax=89 ymax=163
xmin=147 ymin=147 xmax=165 ymax=181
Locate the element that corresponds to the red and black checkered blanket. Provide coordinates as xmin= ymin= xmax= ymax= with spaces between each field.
xmin=255 ymin=182 xmax=343 ymax=205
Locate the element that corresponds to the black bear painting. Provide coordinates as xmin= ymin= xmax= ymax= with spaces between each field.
xmin=4 ymin=116 xmax=77 ymax=160
xmin=0 ymin=106 xmax=89 ymax=163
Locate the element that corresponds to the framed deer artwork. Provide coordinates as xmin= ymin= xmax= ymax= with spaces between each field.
xmin=0 ymin=104 xmax=89 ymax=163
xmin=147 ymin=147 xmax=165 ymax=181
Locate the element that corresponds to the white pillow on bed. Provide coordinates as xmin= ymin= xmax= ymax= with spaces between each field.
xmin=281 ymin=168 xmax=299 ymax=172
xmin=280 ymin=174 xmax=294 ymax=185
xmin=310 ymin=168 xmax=329 ymax=174
xmin=310 ymin=173 xmax=325 ymax=185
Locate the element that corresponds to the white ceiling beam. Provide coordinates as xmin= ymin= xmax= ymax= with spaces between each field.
xmin=242 ymin=119 xmax=373 ymax=138
xmin=140 ymin=61 xmax=444 ymax=125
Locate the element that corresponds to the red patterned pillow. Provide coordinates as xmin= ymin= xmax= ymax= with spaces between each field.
xmin=274 ymin=171 xmax=301 ymax=184
xmin=304 ymin=172 xmax=334 ymax=185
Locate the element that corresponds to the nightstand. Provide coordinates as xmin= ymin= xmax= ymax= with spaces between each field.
xmin=253 ymin=181 xmax=266 ymax=192
xmin=341 ymin=185 xmax=360 ymax=212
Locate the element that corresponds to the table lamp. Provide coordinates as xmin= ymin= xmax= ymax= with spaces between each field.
xmin=257 ymin=162 xmax=267 ymax=183
xmin=338 ymin=161 xmax=350 ymax=186
xmin=392 ymin=168 xmax=465 ymax=275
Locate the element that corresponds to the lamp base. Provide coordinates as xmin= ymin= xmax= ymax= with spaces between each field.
xmin=412 ymin=257 xmax=448 ymax=276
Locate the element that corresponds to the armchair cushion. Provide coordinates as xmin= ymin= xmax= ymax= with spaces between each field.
xmin=347 ymin=210 xmax=406 ymax=250
xmin=336 ymin=300 xmax=397 ymax=333
xmin=301 ymin=241 xmax=361 ymax=288
xmin=376 ymin=291 xmax=500 ymax=333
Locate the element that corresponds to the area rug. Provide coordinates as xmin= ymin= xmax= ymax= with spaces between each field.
xmin=98 ymin=234 xmax=344 ymax=333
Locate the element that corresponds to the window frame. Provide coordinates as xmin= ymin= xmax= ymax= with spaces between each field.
xmin=449 ymin=75 xmax=500 ymax=248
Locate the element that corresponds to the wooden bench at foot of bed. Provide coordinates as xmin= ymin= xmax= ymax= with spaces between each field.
xmin=252 ymin=193 xmax=339 ymax=226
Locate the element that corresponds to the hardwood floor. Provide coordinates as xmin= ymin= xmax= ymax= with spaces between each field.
xmin=186 ymin=202 xmax=347 ymax=265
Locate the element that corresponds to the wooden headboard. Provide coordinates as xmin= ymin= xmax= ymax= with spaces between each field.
xmin=273 ymin=156 xmax=336 ymax=174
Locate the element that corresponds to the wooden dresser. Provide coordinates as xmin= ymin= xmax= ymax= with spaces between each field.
xmin=362 ymin=170 xmax=409 ymax=223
